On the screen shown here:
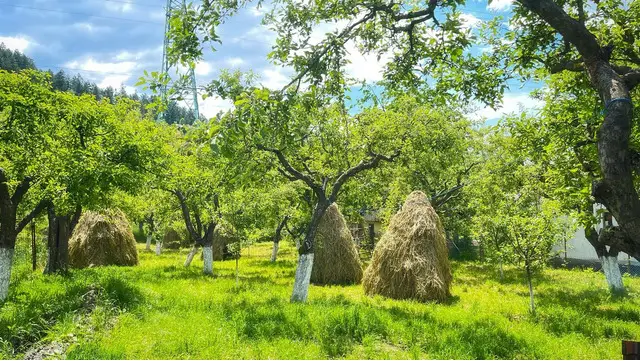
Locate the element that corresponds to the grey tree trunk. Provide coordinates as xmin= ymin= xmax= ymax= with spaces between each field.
xmin=499 ymin=259 xmax=504 ymax=282
xmin=155 ymin=237 xmax=162 ymax=256
xmin=600 ymin=255 xmax=624 ymax=293
xmin=146 ymin=234 xmax=152 ymax=251
xmin=526 ymin=264 xmax=536 ymax=316
xmin=291 ymin=253 xmax=314 ymax=302
xmin=0 ymin=248 xmax=14 ymax=301
xmin=203 ymin=244 xmax=213 ymax=275
xmin=184 ymin=246 xmax=198 ymax=267
xmin=271 ymin=241 xmax=279 ymax=263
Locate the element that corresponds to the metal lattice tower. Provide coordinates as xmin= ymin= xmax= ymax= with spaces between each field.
xmin=160 ymin=0 xmax=200 ymax=122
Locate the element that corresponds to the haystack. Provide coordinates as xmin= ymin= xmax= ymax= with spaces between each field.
xmin=163 ymin=228 xmax=183 ymax=249
xmin=311 ymin=203 xmax=363 ymax=285
xmin=362 ymin=191 xmax=452 ymax=302
xmin=69 ymin=210 xmax=138 ymax=268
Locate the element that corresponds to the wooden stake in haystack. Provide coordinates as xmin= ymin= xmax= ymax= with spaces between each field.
xmin=363 ymin=191 xmax=452 ymax=302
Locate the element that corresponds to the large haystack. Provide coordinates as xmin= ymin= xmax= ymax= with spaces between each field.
xmin=69 ymin=210 xmax=138 ymax=268
xmin=163 ymin=228 xmax=183 ymax=249
xmin=311 ymin=203 xmax=363 ymax=285
xmin=362 ymin=191 xmax=452 ymax=302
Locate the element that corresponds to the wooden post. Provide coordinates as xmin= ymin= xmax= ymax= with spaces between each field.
xmin=31 ymin=220 xmax=36 ymax=271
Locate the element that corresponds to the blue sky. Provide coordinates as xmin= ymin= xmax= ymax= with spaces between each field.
xmin=0 ymin=0 xmax=541 ymax=119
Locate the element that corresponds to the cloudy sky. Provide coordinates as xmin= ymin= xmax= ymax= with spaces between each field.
xmin=0 ymin=0 xmax=540 ymax=120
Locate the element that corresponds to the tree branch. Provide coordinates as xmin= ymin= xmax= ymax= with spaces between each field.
xmin=256 ymin=144 xmax=323 ymax=194
xmin=11 ymin=176 xmax=32 ymax=205
xmin=16 ymin=199 xmax=50 ymax=234
xmin=171 ymin=189 xmax=200 ymax=243
xmin=329 ymin=150 xmax=399 ymax=202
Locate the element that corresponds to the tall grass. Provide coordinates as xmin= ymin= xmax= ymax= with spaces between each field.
xmin=1 ymin=240 xmax=639 ymax=359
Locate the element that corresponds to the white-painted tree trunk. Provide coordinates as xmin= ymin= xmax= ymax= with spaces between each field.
xmin=271 ymin=242 xmax=279 ymax=263
xmin=203 ymin=245 xmax=213 ymax=275
xmin=184 ymin=246 xmax=198 ymax=267
xmin=290 ymin=253 xmax=314 ymax=302
xmin=146 ymin=235 xmax=152 ymax=251
xmin=155 ymin=238 xmax=162 ymax=256
xmin=600 ymin=255 xmax=624 ymax=293
xmin=0 ymin=248 xmax=14 ymax=302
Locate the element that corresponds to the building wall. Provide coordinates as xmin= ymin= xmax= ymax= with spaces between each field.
xmin=553 ymin=226 xmax=639 ymax=265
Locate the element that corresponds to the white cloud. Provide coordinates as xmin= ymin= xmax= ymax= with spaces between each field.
xmin=98 ymin=75 xmax=130 ymax=89
xmin=104 ymin=2 xmax=133 ymax=13
xmin=248 ymin=4 xmax=271 ymax=17
xmin=470 ymin=93 xmax=542 ymax=120
xmin=460 ymin=13 xmax=482 ymax=29
xmin=114 ymin=46 xmax=162 ymax=62
xmin=72 ymin=22 xmax=110 ymax=34
xmin=225 ymin=57 xmax=245 ymax=67
xmin=0 ymin=35 xmax=33 ymax=52
xmin=65 ymin=57 xmax=137 ymax=74
xmin=343 ymin=42 xmax=389 ymax=83
xmin=199 ymin=95 xmax=233 ymax=118
xmin=232 ymin=25 xmax=276 ymax=48
xmin=260 ymin=67 xmax=290 ymax=89
xmin=487 ymin=0 xmax=513 ymax=11
xmin=195 ymin=61 xmax=212 ymax=76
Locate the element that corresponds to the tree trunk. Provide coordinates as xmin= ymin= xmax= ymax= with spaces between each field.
xmin=44 ymin=206 xmax=81 ymax=274
xmin=600 ymin=254 xmax=624 ymax=294
xmin=45 ymin=213 xmax=71 ymax=274
xmin=518 ymin=0 xmax=640 ymax=260
xmin=184 ymin=246 xmax=198 ymax=267
xmin=146 ymin=234 xmax=152 ymax=251
xmin=586 ymin=227 xmax=625 ymax=294
xmin=499 ymin=259 xmax=504 ymax=282
xmin=525 ymin=263 xmax=536 ymax=316
xmin=155 ymin=237 xmax=162 ymax=256
xmin=291 ymin=253 xmax=314 ymax=302
xmin=271 ymin=242 xmax=279 ymax=263
xmin=271 ymin=216 xmax=289 ymax=263
xmin=0 ymin=247 xmax=14 ymax=301
xmin=290 ymin=202 xmax=328 ymax=302
xmin=31 ymin=220 xmax=37 ymax=271
xmin=203 ymin=244 xmax=213 ymax=275
xmin=235 ymin=257 xmax=239 ymax=287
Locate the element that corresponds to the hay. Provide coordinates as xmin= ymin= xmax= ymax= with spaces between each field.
xmin=69 ymin=210 xmax=138 ymax=268
xmin=362 ymin=191 xmax=452 ymax=302
xmin=311 ymin=203 xmax=363 ymax=285
xmin=163 ymin=228 xmax=183 ymax=249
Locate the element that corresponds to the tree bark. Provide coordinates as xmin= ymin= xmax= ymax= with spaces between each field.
xmin=146 ymin=234 xmax=153 ymax=251
xmin=525 ymin=263 xmax=536 ymax=316
xmin=184 ymin=246 xmax=198 ymax=267
xmin=31 ymin=220 xmax=37 ymax=271
xmin=585 ymin=227 xmax=625 ymax=293
xmin=155 ymin=237 xmax=162 ymax=255
xmin=0 ymin=248 xmax=13 ymax=301
xmin=203 ymin=244 xmax=213 ymax=275
xmin=271 ymin=216 xmax=289 ymax=262
xmin=291 ymin=253 xmax=314 ymax=302
xmin=44 ymin=205 xmax=81 ymax=274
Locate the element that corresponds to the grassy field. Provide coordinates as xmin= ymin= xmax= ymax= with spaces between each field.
xmin=1 ymin=241 xmax=640 ymax=359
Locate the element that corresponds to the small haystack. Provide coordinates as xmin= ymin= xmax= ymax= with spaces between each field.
xmin=362 ymin=191 xmax=452 ymax=302
xmin=311 ymin=203 xmax=363 ymax=285
xmin=69 ymin=210 xmax=138 ymax=268
xmin=163 ymin=228 xmax=183 ymax=249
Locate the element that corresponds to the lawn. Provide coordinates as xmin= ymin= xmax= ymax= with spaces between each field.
xmin=1 ymin=241 xmax=639 ymax=359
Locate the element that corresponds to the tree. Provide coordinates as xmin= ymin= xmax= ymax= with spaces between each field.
xmin=471 ymin=125 xmax=572 ymax=315
xmin=209 ymin=77 xmax=407 ymax=301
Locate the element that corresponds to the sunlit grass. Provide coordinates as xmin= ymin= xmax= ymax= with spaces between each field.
xmin=1 ymin=241 xmax=639 ymax=359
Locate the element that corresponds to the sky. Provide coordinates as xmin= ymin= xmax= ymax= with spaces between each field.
xmin=0 ymin=0 xmax=542 ymax=120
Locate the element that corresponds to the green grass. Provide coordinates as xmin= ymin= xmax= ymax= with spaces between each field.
xmin=1 ymin=241 xmax=639 ymax=359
